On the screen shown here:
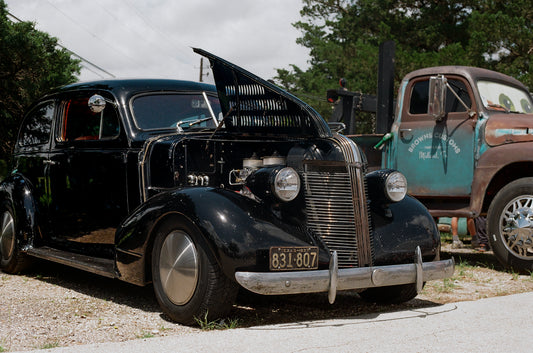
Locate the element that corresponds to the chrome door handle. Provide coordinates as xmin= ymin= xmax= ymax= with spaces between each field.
xmin=399 ymin=129 xmax=413 ymax=138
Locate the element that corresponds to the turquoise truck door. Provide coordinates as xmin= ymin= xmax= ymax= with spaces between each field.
xmin=391 ymin=75 xmax=477 ymax=197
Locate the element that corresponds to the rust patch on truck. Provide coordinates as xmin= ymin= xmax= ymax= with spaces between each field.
xmin=485 ymin=114 xmax=533 ymax=146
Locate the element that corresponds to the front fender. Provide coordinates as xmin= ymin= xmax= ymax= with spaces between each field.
xmin=370 ymin=195 xmax=441 ymax=265
xmin=470 ymin=143 xmax=533 ymax=214
xmin=0 ymin=173 xmax=39 ymax=248
xmin=115 ymin=187 xmax=328 ymax=285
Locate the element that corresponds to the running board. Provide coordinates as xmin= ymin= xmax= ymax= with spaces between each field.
xmin=26 ymin=246 xmax=117 ymax=279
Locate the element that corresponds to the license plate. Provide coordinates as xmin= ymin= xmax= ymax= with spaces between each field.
xmin=269 ymin=246 xmax=319 ymax=271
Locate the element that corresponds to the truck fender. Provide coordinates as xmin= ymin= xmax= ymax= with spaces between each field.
xmin=115 ymin=187 xmax=327 ymax=285
xmin=0 ymin=173 xmax=40 ymax=248
xmin=470 ymin=143 xmax=533 ymax=214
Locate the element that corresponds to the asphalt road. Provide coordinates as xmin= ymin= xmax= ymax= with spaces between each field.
xmin=23 ymin=291 xmax=531 ymax=353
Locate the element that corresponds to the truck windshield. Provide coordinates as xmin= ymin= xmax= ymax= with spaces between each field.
xmin=477 ymin=81 xmax=533 ymax=114
xmin=131 ymin=92 xmax=223 ymax=131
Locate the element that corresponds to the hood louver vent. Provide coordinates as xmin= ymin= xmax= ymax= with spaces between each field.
xmin=193 ymin=48 xmax=331 ymax=138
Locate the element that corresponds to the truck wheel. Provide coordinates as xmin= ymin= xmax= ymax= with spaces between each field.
xmin=151 ymin=218 xmax=238 ymax=325
xmin=487 ymin=178 xmax=533 ymax=272
xmin=359 ymin=283 xmax=420 ymax=304
xmin=0 ymin=208 xmax=31 ymax=273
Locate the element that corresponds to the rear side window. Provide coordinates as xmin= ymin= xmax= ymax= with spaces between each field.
xmin=58 ymin=96 xmax=120 ymax=142
xmin=19 ymin=101 xmax=54 ymax=146
xmin=409 ymin=78 xmax=472 ymax=115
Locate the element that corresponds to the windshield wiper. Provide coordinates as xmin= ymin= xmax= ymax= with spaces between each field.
xmin=176 ymin=116 xmax=214 ymax=129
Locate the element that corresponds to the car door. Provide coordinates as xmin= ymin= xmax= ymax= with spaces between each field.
xmin=392 ymin=75 xmax=477 ymax=197
xmin=13 ymin=100 xmax=56 ymax=238
xmin=45 ymin=92 xmax=128 ymax=256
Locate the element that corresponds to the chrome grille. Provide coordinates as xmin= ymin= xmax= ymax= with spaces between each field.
xmin=304 ymin=167 xmax=359 ymax=267
xmin=303 ymin=135 xmax=373 ymax=268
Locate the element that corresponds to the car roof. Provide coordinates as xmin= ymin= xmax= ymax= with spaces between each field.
xmin=48 ymin=79 xmax=217 ymax=98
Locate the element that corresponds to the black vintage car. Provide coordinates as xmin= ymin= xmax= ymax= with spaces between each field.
xmin=0 ymin=49 xmax=454 ymax=325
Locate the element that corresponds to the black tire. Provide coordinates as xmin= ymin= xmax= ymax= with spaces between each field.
xmin=487 ymin=177 xmax=533 ymax=273
xmin=0 ymin=208 xmax=31 ymax=273
xmin=151 ymin=218 xmax=238 ymax=325
xmin=359 ymin=283 xmax=420 ymax=304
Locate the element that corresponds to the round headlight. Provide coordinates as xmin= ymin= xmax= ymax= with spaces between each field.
xmin=273 ymin=167 xmax=300 ymax=202
xmin=385 ymin=171 xmax=407 ymax=202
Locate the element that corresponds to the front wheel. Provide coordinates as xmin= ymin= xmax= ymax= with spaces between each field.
xmin=487 ymin=178 xmax=533 ymax=273
xmin=151 ymin=218 xmax=238 ymax=325
xmin=0 ymin=208 xmax=31 ymax=273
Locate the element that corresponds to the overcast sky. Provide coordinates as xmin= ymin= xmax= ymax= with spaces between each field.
xmin=6 ymin=0 xmax=310 ymax=83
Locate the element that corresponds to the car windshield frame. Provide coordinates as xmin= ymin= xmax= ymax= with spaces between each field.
xmin=477 ymin=80 xmax=533 ymax=114
xmin=130 ymin=91 xmax=223 ymax=132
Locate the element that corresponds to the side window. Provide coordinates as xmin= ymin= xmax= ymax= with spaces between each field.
xmin=409 ymin=80 xmax=429 ymax=114
xmin=19 ymin=101 xmax=54 ymax=146
xmin=445 ymin=80 xmax=471 ymax=113
xmin=409 ymin=78 xmax=472 ymax=115
xmin=58 ymin=96 xmax=120 ymax=142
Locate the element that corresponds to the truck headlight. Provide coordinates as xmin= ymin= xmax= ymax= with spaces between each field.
xmin=385 ymin=171 xmax=407 ymax=202
xmin=273 ymin=167 xmax=300 ymax=202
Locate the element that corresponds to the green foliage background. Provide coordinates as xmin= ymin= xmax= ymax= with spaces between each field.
xmin=275 ymin=0 xmax=533 ymax=129
xmin=0 ymin=0 xmax=80 ymax=174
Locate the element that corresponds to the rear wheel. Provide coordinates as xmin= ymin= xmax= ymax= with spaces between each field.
xmin=359 ymin=283 xmax=420 ymax=304
xmin=151 ymin=218 xmax=238 ymax=325
xmin=487 ymin=178 xmax=533 ymax=273
xmin=0 ymin=209 xmax=31 ymax=273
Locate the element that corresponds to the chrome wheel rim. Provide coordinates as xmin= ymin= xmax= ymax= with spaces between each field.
xmin=499 ymin=195 xmax=533 ymax=260
xmin=159 ymin=230 xmax=199 ymax=305
xmin=0 ymin=211 xmax=15 ymax=262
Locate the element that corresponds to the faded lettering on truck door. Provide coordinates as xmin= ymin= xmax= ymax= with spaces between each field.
xmin=392 ymin=76 xmax=477 ymax=197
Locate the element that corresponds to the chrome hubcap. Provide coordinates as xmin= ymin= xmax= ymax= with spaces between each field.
xmin=159 ymin=230 xmax=199 ymax=305
xmin=1 ymin=211 xmax=15 ymax=262
xmin=499 ymin=196 xmax=533 ymax=260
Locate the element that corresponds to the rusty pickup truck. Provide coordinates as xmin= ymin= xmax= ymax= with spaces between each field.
xmin=329 ymin=58 xmax=533 ymax=272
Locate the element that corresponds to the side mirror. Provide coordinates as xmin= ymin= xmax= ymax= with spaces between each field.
xmin=428 ymin=75 xmax=447 ymax=120
xmin=88 ymin=94 xmax=106 ymax=113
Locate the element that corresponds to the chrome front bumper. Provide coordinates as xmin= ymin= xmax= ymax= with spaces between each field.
xmin=234 ymin=247 xmax=455 ymax=304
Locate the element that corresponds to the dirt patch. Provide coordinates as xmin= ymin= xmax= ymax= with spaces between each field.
xmin=421 ymin=244 xmax=533 ymax=303
xmin=1 ymin=243 xmax=532 ymax=352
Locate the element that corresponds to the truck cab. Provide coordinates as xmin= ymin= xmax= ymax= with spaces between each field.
xmin=331 ymin=65 xmax=533 ymax=272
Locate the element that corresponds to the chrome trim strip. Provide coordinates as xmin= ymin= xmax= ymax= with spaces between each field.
xmin=328 ymin=250 xmax=338 ymax=304
xmin=415 ymin=246 xmax=424 ymax=293
xmin=331 ymin=134 xmax=373 ymax=266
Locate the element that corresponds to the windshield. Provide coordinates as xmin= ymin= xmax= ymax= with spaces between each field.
xmin=477 ymin=80 xmax=533 ymax=113
xmin=131 ymin=92 xmax=223 ymax=131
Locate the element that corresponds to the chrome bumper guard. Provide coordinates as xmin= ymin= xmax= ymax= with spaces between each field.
xmin=235 ymin=246 xmax=455 ymax=304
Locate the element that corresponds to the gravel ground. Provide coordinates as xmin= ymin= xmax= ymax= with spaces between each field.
xmin=1 ymin=243 xmax=532 ymax=352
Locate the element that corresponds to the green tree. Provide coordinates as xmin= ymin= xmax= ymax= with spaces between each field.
xmin=276 ymin=0 xmax=533 ymax=128
xmin=0 ymin=0 xmax=80 ymax=169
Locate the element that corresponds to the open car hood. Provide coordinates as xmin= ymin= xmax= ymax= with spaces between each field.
xmin=193 ymin=48 xmax=331 ymax=138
